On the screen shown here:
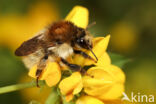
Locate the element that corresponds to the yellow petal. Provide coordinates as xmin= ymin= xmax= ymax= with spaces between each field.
xmin=76 ymin=96 xmax=104 ymax=104
xmin=83 ymin=35 xmax=110 ymax=66
xmin=100 ymin=65 xmax=126 ymax=84
xmin=42 ymin=62 xmax=61 ymax=87
xmin=59 ymin=72 xmax=83 ymax=95
xmin=83 ymin=65 xmax=125 ymax=100
xmin=83 ymin=76 xmax=112 ymax=87
xmin=28 ymin=65 xmax=38 ymax=79
xmin=66 ymin=93 xmax=74 ymax=102
xmin=65 ymin=5 xmax=89 ymax=28
xmin=72 ymin=54 xmax=85 ymax=66
xmin=98 ymin=84 xmax=125 ymax=100
xmin=104 ymin=99 xmax=124 ymax=104
xmin=28 ymin=62 xmax=61 ymax=87
xmin=73 ymin=80 xmax=83 ymax=94
xmin=97 ymin=65 xmax=125 ymax=100
xmin=95 ymin=52 xmax=111 ymax=67
xmin=83 ymin=68 xmax=113 ymax=96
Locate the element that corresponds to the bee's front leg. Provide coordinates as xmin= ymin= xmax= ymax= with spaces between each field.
xmin=74 ymin=50 xmax=97 ymax=62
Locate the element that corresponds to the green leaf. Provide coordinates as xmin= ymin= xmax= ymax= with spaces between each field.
xmin=108 ymin=52 xmax=131 ymax=68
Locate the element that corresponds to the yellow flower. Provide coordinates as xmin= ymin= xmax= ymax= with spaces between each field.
xmin=74 ymin=34 xmax=125 ymax=102
xmin=29 ymin=62 xmax=61 ymax=87
xmin=83 ymin=65 xmax=125 ymax=100
xmin=76 ymin=96 xmax=104 ymax=104
xmin=58 ymin=34 xmax=125 ymax=102
xmin=28 ymin=6 xmax=89 ymax=87
xmin=28 ymin=5 xmax=126 ymax=103
xmin=65 ymin=5 xmax=89 ymax=28
xmin=73 ymin=34 xmax=125 ymax=101
xmin=76 ymin=95 xmax=124 ymax=104
xmin=59 ymin=72 xmax=83 ymax=102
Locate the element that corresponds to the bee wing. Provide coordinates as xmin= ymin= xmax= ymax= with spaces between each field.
xmin=15 ymin=34 xmax=45 ymax=56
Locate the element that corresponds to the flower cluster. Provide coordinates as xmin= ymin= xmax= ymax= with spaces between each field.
xmin=28 ymin=6 xmax=125 ymax=104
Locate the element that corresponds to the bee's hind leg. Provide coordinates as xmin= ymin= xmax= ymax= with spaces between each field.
xmin=36 ymin=53 xmax=49 ymax=87
xmin=36 ymin=70 xmax=42 ymax=87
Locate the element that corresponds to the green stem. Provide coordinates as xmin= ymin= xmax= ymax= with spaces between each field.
xmin=45 ymin=87 xmax=60 ymax=104
xmin=0 ymin=80 xmax=45 ymax=94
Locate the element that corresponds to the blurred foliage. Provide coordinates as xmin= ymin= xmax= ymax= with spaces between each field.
xmin=0 ymin=47 xmax=26 ymax=86
xmin=109 ymin=52 xmax=131 ymax=68
xmin=29 ymin=100 xmax=41 ymax=104
xmin=0 ymin=0 xmax=59 ymax=50
xmin=0 ymin=47 xmax=26 ymax=103
xmin=0 ymin=0 xmax=156 ymax=104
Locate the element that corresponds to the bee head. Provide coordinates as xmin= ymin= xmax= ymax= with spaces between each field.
xmin=76 ymin=28 xmax=92 ymax=49
xmin=75 ymin=28 xmax=98 ymax=61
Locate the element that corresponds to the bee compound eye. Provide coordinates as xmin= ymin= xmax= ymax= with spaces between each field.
xmin=80 ymin=39 xmax=84 ymax=42
xmin=77 ymin=38 xmax=84 ymax=44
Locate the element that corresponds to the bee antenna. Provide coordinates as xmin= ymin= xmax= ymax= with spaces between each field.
xmin=88 ymin=46 xmax=98 ymax=62
xmin=86 ymin=21 xmax=96 ymax=30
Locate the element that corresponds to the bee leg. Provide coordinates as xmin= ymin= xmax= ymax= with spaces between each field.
xmin=36 ymin=53 xmax=49 ymax=87
xmin=36 ymin=70 xmax=42 ymax=87
xmin=61 ymin=58 xmax=82 ymax=72
xmin=74 ymin=50 xmax=97 ymax=62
